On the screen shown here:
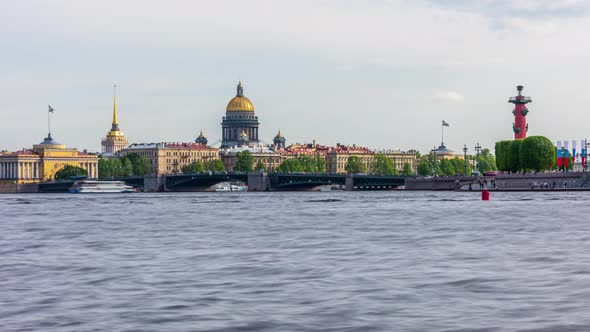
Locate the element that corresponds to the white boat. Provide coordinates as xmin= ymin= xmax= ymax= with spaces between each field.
xmin=215 ymin=182 xmax=248 ymax=192
xmin=69 ymin=180 xmax=135 ymax=193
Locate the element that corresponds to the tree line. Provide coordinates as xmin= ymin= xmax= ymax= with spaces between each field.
xmin=182 ymin=159 xmax=226 ymax=173
xmin=98 ymin=153 xmax=151 ymax=178
xmin=415 ymin=148 xmax=497 ymax=176
xmin=495 ymin=136 xmax=557 ymax=172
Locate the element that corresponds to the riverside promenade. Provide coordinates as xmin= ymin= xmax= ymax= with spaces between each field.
xmin=405 ymin=172 xmax=590 ymax=191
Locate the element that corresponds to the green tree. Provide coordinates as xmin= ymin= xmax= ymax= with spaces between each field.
xmin=277 ymin=158 xmax=303 ymax=173
xmin=417 ymin=158 xmax=431 ymax=176
xmin=98 ymin=158 xmax=113 ymax=178
xmin=315 ymin=155 xmax=327 ymax=173
xmin=408 ymin=149 xmax=421 ymax=158
xmin=55 ymin=165 xmax=88 ymax=180
xmin=402 ymin=162 xmax=413 ymax=176
xmin=453 ymin=157 xmax=472 ymax=175
xmin=110 ymin=158 xmax=123 ymax=177
xmin=519 ymin=136 xmax=556 ymax=172
xmin=372 ymin=154 xmax=395 ymax=175
xmin=135 ymin=157 xmax=151 ymax=175
xmin=121 ymin=158 xmax=133 ymax=176
xmin=297 ymin=155 xmax=317 ymax=173
xmin=182 ymin=161 xmax=205 ymax=174
xmin=255 ymin=160 xmax=266 ymax=172
xmin=345 ymin=156 xmax=367 ymax=174
xmin=495 ymin=140 xmax=511 ymax=172
xmin=508 ymin=139 xmax=523 ymax=173
xmin=439 ymin=159 xmax=455 ymax=176
xmin=478 ymin=148 xmax=497 ymax=172
xmin=234 ymin=150 xmax=254 ymax=172
xmin=207 ymin=160 xmax=226 ymax=172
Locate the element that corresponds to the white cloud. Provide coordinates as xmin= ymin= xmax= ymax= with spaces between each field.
xmin=433 ymin=91 xmax=465 ymax=103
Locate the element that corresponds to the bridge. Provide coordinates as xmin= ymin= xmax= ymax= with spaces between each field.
xmin=37 ymin=173 xmax=410 ymax=192
xmin=157 ymin=173 xmax=407 ymax=191
xmin=269 ymin=173 xmax=346 ymax=190
xmin=164 ymin=172 xmax=248 ymax=190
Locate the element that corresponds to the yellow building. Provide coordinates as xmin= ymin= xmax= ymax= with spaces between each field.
xmin=0 ymin=135 xmax=99 ymax=183
xmin=101 ymin=86 xmax=129 ymax=154
xmin=119 ymin=142 xmax=220 ymax=175
xmin=220 ymin=144 xmax=284 ymax=172
xmin=325 ymin=144 xmax=417 ymax=174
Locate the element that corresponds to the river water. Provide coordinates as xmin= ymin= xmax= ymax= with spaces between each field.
xmin=2 ymin=191 xmax=590 ymax=332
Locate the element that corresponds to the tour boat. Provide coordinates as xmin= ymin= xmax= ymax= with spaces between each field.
xmin=215 ymin=182 xmax=248 ymax=192
xmin=69 ymin=180 xmax=135 ymax=193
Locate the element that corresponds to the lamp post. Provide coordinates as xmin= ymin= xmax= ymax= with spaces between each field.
xmin=475 ymin=143 xmax=482 ymax=173
xmin=463 ymin=144 xmax=468 ymax=175
xmin=431 ymin=146 xmax=438 ymax=177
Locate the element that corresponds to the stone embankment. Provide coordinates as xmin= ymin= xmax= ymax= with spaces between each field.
xmin=405 ymin=172 xmax=590 ymax=191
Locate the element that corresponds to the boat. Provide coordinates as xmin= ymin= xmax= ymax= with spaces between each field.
xmin=215 ymin=182 xmax=248 ymax=192
xmin=69 ymin=180 xmax=135 ymax=193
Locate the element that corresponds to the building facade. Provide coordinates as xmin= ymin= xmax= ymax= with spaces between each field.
xmin=221 ymin=82 xmax=260 ymax=148
xmin=0 ymin=134 xmax=99 ymax=183
xmin=120 ymin=142 xmax=220 ymax=175
xmin=220 ymin=146 xmax=284 ymax=172
xmin=101 ymin=87 xmax=129 ymax=153
xmin=325 ymin=144 xmax=417 ymax=174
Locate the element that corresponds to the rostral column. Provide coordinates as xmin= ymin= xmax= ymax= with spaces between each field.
xmin=509 ymin=85 xmax=531 ymax=139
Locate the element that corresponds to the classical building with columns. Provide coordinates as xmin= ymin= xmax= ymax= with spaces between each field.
xmin=221 ymin=82 xmax=260 ymax=148
xmin=0 ymin=134 xmax=99 ymax=184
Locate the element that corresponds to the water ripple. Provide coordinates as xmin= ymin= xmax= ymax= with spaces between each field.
xmin=2 ymin=191 xmax=590 ymax=331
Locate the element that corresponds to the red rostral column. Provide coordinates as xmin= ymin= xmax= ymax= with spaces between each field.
xmin=509 ymin=85 xmax=532 ymax=139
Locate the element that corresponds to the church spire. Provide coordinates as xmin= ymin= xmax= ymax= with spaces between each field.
xmin=111 ymin=85 xmax=119 ymax=131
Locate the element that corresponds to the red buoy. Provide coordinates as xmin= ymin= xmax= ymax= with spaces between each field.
xmin=482 ymin=189 xmax=490 ymax=201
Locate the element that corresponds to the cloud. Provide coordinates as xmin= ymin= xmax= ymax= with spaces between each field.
xmin=433 ymin=91 xmax=465 ymax=103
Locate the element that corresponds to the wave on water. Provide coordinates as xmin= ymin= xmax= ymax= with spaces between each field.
xmin=304 ymin=198 xmax=343 ymax=203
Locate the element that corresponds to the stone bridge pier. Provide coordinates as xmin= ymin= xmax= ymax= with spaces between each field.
xmin=248 ymin=172 xmax=271 ymax=191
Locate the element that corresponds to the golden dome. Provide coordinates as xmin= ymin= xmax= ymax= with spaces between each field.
xmin=226 ymin=81 xmax=254 ymax=112
xmin=107 ymin=130 xmax=125 ymax=137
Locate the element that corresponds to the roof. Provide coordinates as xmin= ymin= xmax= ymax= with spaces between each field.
xmin=125 ymin=142 xmax=217 ymax=150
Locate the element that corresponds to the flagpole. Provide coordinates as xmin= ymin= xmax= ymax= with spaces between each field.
xmin=48 ymin=108 xmax=51 ymax=137
xmin=441 ymin=123 xmax=444 ymax=146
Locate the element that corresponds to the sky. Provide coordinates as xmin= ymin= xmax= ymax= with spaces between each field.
xmin=2 ymin=0 xmax=590 ymax=154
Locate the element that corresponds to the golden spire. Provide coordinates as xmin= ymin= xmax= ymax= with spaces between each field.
xmin=112 ymin=84 xmax=119 ymax=127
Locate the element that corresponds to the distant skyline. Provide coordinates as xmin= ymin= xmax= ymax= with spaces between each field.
xmin=2 ymin=0 xmax=590 ymax=154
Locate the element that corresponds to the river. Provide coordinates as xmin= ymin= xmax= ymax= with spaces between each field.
xmin=2 ymin=191 xmax=590 ymax=331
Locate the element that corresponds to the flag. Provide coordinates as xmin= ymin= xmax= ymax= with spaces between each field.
xmin=557 ymin=148 xmax=563 ymax=167
xmin=442 ymin=120 xmax=449 ymax=127
xmin=48 ymin=105 xmax=55 ymax=113
xmin=572 ymin=140 xmax=577 ymax=160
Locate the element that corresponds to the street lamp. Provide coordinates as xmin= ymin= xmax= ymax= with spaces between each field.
xmin=431 ymin=146 xmax=438 ymax=177
xmin=463 ymin=144 xmax=468 ymax=175
xmin=475 ymin=143 xmax=482 ymax=173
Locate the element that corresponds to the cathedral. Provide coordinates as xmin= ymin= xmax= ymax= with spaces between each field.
xmin=221 ymin=82 xmax=260 ymax=148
